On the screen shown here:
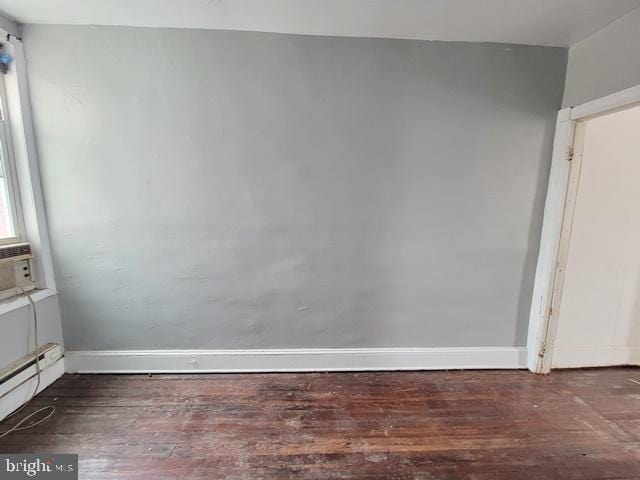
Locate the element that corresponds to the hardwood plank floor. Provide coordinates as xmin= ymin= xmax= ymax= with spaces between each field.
xmin=1 ymin=368 xmax=639 ymax=479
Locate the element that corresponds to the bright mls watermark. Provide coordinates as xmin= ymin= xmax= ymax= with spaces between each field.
xmin=0 ymin=455 xmax=77 ymax=479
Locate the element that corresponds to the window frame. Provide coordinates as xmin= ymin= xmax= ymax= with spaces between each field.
xmin=0 ymin=72 xmax=26 ymax=246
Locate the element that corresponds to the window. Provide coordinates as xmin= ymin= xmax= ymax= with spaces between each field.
xmin=0 ymin=74 xmax=23 ymax=245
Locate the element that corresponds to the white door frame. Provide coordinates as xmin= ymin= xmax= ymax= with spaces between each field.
xmin=526 ymin=84 xmax=640 ymax=373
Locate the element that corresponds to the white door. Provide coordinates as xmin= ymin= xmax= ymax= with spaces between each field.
xmin=552 ymin=105 xmax=640 ymax=368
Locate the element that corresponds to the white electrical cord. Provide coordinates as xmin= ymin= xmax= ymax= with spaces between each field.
xmin=0 ymin=291 xmax=56 ymax=439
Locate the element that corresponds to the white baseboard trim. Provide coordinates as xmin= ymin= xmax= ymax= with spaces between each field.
xmin=65 ymin=347 xmax=528 ymax=373
xmin=0 ymin=358 xmax=64 ymax=421
xmin=552 ymin=345 xmax=640 ymax=369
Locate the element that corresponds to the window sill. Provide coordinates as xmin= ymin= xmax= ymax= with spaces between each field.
xmin=0 ymin=288 xmax=57 ymax=316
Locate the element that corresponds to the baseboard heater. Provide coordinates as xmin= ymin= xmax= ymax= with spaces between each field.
xmin=0 ymin=343 xmax=62 ymax=399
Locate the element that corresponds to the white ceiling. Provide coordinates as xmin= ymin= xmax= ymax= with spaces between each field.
xmin=1 ymin=0 xmax=639 ymax=47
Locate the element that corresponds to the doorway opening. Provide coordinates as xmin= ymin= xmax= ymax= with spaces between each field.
xmin=528 ymin=85 xmax=640 ymax=373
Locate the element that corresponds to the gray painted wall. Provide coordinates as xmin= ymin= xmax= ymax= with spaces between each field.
xmin=563 ymin=8 xmax=640 ymax=107
xmin=23 ymin=25 xmax=566 ymax=350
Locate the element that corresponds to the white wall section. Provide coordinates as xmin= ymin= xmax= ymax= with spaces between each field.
xmin=0 ymin=294 xmax=64 ymax=370
xmin=0 ymin=12 xmax=17 ymax=37
xmin=563 ymin=8 xmax=640 ymax=106
xmin=0 ymin=24 xmax=64 ymax=415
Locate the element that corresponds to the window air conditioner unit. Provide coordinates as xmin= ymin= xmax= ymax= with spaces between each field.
xmin=0 ymin=243 xmax=34 ymax=301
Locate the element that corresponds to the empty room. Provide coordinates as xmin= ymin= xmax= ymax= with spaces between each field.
xmin=0 ymin=0 xmax=639 ymax=478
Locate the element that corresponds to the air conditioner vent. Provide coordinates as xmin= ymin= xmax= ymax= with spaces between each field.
xmin=0 ymin=243 xmax=31 ymax=260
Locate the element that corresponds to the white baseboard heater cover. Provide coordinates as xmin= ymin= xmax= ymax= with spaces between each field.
xmin=0 ymin=343 xmax=62 ymax=399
